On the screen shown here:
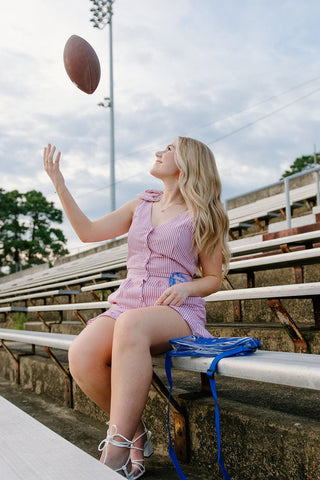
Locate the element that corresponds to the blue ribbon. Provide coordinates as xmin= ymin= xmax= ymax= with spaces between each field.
xmin=169 ymin=273 xmax=187 ymax=286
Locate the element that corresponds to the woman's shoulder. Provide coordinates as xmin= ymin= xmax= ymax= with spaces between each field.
xmin=138 ymin=189 xmax=163 ymax=202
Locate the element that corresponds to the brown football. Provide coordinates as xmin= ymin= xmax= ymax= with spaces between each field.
xmin=63 ymin=35 xmax=101 ymax=94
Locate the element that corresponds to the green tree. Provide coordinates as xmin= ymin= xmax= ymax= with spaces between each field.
xmin=280 ymin=153 xmax=320 ymax=179
xmin=0 ymin=189 xmax=29 ymax=273
xmin=23 ymin=190 xmax=69 ymax=266
xmin=0 ymin=189 xmax=69 ymax=274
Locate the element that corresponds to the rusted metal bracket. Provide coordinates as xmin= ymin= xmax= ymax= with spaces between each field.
xmin=32 ymin=311 xmax=64 ymax=332
xmin=89 ymin=290 xmax=102 ymax=302
xmin=280 ymin=243 xmax=291 ymax=253
xmin=228 ymin=229 xmax=236 ymax=241
xmin=30 ymin=299 xmax=64 ymax=331
xmin=44 ymin=346 xmax=73 ymax=408
xmin=254 ymin=217 xmax=264 ymax=232
xmin=247 ymin=271 xmax=255 ymax=288
xmin=223 ymin=276 xmax=243 ymax=322
xmin=312 ymin=296 xmax=320 ymax=329
xmin=61 ymin=286 xmax=78 ymax=303
xmin=0 ymin=339 xmax=21 ymax=383
xmin=34 ymin=311 xmax=51 ymax=331
xmin=280 ymin=244 xmax=304 ymax=283
xmin=267 ymin=298 xmax=308 ymax=353
xmin=222 ymin=277 xmax=241 ymax=322
xmin=48 ymin=295 xmax=65 ymax=306
xmin=0 ymin=340 xmax=35 ymax=384
xmin=280 ymin=208 xmax=286 ymax=219
xmin=232 ymin=300 xmax=241 ymax=322
xmin=73 ymin=310 xmax=87 ymax=328
xmin=293 ymin=265 xmax=303 ymax=284
xmin=73 ymin=307 xmax=109 ymax=327
xmin=151 ymin=371 xmax=188 ymax=462
xmin=227 ymin=270 xmax=255 ymax=289
xmin=222 ymin=276 xmax=234 ymax=290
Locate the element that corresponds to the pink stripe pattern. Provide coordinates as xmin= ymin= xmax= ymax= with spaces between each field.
xmin=94 ymin=189 xmax=212 ymax=337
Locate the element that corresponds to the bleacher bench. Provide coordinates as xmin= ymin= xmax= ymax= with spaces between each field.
xmin=26 ymin=301 xmax=111 ymax=330
xmin=229 ymin=230 xmax=320 ymax=259
xmin=1 ymin=327 xmax=320 ymax=463
xmin=0 ymin=306 xmax=28 ymax=323
xmin=9 ymin=280 xmax=319 ymax=350
xmin=227 ymin=182 xmax=318 ymax=229
xmin=229 ymin=246 xmax=320 ymax=273
xmin=0 ymin=242 xmax=128 ymax=298
xmin=78 ymin=246 xmax=320 ymax=290
xmin=0 ymin=395 xmax=122 ymax=479
xmin=81 ymin=279 xmax=123 ymax=292
xmin=2 ymin=328 xmax=319 ymax=389
xmin=0 ymin=301 xmax=111 ymax=331
xmin=0 ymin=273 xmax=120 ymax=299
xmin=206 ymin=282 xmax=320 ymax=352
xmin=205 ymin=282 xmax=319 ymax=302
xmin=0 ymin=289 xmax=79 ymax=306
xmin=81 ymin=280 xmax=123 ymax=301
xmin=228 ymin=246 xmax=320 ymax=288
xmin=81 ymin=280 xmax=320 ymax=351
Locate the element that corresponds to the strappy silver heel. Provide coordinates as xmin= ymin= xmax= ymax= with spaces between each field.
xmin=131 ymin=421 xmax=153 ymax=479
xmin=98 ymin=424 xmax=134 ymax=479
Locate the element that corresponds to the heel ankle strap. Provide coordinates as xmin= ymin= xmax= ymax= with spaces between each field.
xmin=101 ymin=424 xmax=132 ymax=447
xmin=132 ymin=420 xmax=147 ymax=451
xmin=98 ymin=424 xmax=133 ymax=464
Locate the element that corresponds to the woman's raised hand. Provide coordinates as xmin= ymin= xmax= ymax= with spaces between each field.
xmin=43 ymin=144 xmax=66 ymax=193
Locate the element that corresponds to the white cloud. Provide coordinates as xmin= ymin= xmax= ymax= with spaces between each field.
xmin=0 ymin=0 xmax=319 ymax=252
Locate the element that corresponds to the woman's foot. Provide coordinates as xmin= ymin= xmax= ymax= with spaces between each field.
xmin=131 ymin=420 xmax=153 ymax=479
xmin=98 ymin=425 xmax=134 ymax=479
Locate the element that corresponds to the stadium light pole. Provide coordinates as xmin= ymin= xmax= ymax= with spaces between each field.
xmin=90 ymin=0 xmax=116 ymax=212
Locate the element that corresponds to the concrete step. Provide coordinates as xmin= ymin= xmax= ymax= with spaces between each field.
xmin=207 ymin=323 xmax=320 ymax=354
xmin=145 ymin=368 xmax=320 ymax=480
xmin=0 ymin=346 xmax=319 ymax=479
xmin=24 ymin=321 xmax=83 ymax=335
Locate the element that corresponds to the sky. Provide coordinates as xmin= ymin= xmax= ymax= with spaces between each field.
xmin=0 ymin=0 xmax=319 ymax=255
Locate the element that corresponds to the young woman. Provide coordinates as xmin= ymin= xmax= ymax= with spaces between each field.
xmin=43 ymin=137 xmax=230 ymax=479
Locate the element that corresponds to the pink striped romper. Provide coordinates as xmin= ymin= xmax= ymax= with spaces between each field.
xmin=96 ymin=189 xmax=212 ymax=338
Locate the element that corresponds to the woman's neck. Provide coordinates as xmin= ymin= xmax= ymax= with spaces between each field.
xmin=159 ymin=184 xmax=185 ymax=211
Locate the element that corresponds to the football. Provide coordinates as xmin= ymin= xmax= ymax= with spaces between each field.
xmin=63 ymin=35 xmax=101 ymax=94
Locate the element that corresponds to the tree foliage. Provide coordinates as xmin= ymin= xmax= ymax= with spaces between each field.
xmin=0 ymin=189 xmax=69 ymax=274
xmin=280 ymin=153 xmax=320 ymax=179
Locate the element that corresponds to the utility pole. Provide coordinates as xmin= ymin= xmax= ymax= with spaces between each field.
xmin=314 ymin=144 xmax=320 ymax=206
xmin=90 ymin=0 xmax=116 ymax=212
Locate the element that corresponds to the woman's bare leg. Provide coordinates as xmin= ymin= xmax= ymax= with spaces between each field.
xmin=68 ymin=315 xmax=115 ymax=413
xmin=103 ymin=306 xmax=191 ymax=473
xmin=68 ymin=313 xmax=149 ymax=468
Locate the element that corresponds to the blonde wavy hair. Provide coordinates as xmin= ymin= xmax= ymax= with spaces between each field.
xmin=175 ymin=136 xmax=230 ymax=273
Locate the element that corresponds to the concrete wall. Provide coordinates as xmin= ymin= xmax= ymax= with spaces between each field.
xmin=0 ymin=349 xmax=319 ymax=480
xmin=226 ymin=171 xmax=317 ymax=210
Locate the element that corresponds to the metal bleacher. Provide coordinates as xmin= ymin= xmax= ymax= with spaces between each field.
xmin=226 ymin=165 xmax=320 ymax=236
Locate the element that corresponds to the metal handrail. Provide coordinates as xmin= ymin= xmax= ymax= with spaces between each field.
xmin=225 ymin=164 xmax=320 ymax=230
xmin=283 ymin=165 xmax=320 ymax=228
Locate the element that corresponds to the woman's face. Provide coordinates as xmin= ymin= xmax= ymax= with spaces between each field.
xmin=150 ymin=139 xmax=180 ymax=179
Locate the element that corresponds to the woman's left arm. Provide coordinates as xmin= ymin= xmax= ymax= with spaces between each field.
xmin=155 ymin=243 xmax=223 ymax=307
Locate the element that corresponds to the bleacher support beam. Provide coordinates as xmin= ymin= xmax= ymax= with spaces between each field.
xmin=267 ymin=299 xmax=308 ymax=353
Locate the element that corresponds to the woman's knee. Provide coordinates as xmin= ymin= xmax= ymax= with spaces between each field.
xmin=68 ymin=322 xmax=113 ymax=380
xmin=113 ymin=310 xmax=149 ymax=349
xmin=68 ymin=336 xmax=91 ymax=380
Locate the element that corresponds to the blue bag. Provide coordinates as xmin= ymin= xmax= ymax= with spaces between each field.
xmin=165 ymin=335 xmax=262 ymax=480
